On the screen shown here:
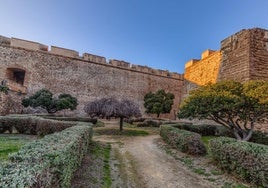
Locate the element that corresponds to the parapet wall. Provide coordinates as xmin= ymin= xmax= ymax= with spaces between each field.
xmin=0 ymin=35 xmax=183 ymax=118
xmin=0 ymin=35 xmax=182 ymax=80
xmin=184 ymin=49 xmax=222 ymax=85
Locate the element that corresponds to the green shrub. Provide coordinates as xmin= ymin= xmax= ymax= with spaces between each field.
xmin=160 ymin=124 xmax=206 ymax=155
xmin=173 ymin=123 xmax=233 ymax=137
xmin=136 ymin=119 xmax=162 ymax=127
xmin=124 ymin=117 xmax=146 ymax=124
xmin=40 ymin=116 xmax=98 ymax=125
xmin=0 ymin=115 xmax=89 ymax=136
xmin=0 ymin=122 xmax=12 ymax=134
xmin=182 ymin=124 xmax=217 ymax=136
xmin=214 ymin=125 xmax=234 ymax=137
xmin=209 ymin=137 xmax=268 ymax=187
xmin=174 ymin=123 xmax=267 ymax=145
xmin=136 ymin=119 xmax=178 ymax=127
xmin=250 ymin=131 xmax=268 ymax=145
xmin=0 ymin=125 xmax=93 ymax=187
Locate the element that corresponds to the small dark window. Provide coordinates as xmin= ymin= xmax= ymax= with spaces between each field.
xmin=13 ymin=71 xmax=25 ymax=85
xmin=6 ymin=68 xmax=26 ymax=85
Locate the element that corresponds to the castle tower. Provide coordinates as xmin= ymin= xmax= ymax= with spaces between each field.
xmin=218 ymin=28 xmax=268 ymax=82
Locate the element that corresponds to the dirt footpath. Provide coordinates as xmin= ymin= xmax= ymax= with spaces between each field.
xmin=95 ymin=134 xmax=214 ymax=188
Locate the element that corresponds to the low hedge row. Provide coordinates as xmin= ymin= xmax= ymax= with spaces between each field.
xmin=173 ymin=123 xmax=268 ymax=145
xmin=39 ymin=116 xmax=98 ymax=125
xmin=136 ymin=119 xmax=178 ymax=128
xmin=173 ymin=123 xmax=233 ymax=137
xmin=0 ymin=125 xmax=93 ymax=188
xmin=160 ymin=124 xmax=206 ymax=155
xmin=209 ymin=137 xmax=268 ymax=187
xmin=250 ymin=131 xmax=268 ymax=145
xmin=124 ymin=117 xmax=146 ymax=124
xmin=0 ymin=115 xmax=90 ymax=136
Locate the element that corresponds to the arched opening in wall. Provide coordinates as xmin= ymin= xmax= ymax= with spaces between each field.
xmin=6 ymin=68 xmax=26 ymax=85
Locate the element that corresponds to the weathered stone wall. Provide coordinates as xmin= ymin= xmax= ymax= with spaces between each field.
xmin=0 ymin=38 xmax=183 ymax=118
xmin=180 ymin=79 xmax=199 ymax=102
xmin=249 ymin=28 xmax=268 ymax=80
xmin=182 ymin=28 xmax=268 ymax=132
xmin=1 ymin=27 xmax=268 ymax=122
xmin=218 ymin=28 xmax=268 ymax=82
xmin=0 ymin=91 xmax=24 ymax=115
xmin=184 ymin=50 xmax=222 ymax=85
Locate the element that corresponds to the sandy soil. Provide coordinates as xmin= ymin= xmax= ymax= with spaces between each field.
xmin=95 ymin=134 xmax=214 ymax=188
xmin=73 ymin=119 xmax=247 ymax=188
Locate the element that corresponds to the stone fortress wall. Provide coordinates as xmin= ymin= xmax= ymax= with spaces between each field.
xmin=218 ymin=28 xmax=268 ymax=82
xmin=183 ymin=28 xmax=268 ymax=132
xmin=184 ymin=28 xmax=268 ymax=86
xmin=0 ymin=27 xmax=268 ymax=121
xmin=0 ymin=35 xmax=183 ymax=118
xmin=184 ymin=50 xmax=222 ymax=85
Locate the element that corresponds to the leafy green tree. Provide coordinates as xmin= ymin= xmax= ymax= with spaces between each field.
xmin=144 ymin=89 xmax=175 ymax=118
xmin=22 ymin=89 xmax=78 ymax=113
xmin=84 ymin=98 xmax=141 ymax=131
xmin=0 ymin=85 xmax=9 ymax=94
xmin=178 ymin=80 xmax=268 ymax=141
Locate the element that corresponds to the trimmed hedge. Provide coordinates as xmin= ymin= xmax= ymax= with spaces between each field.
xmin=137 ymin=119 xmax=162 ymax=127
xmin=39 ymin=116 xmax=98 ymax=125
xmin=209 ymin=137 xmax=268 ymax=187
xmin=0 ymin=125 xmax=93 ymax=187
xmin=0 ymin=115 xmax=91 ymax=136
xmin=173 ymin=123 xmax=268 ymax=145
xmin=250 ymin=131 xmax=268 ymax=145
xmin=160 ymin=124 xmax=206 ymax=155
xmin=173 ymin=123 xmax=233 ymax=137
xmin=136 ymin=118 xmax=178 ymax=127
xmin=124 ymin=117 xmax=146 ymax=124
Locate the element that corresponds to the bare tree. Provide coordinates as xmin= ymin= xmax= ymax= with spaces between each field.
xmin=84 ymin=97 xmax=141 ymax=131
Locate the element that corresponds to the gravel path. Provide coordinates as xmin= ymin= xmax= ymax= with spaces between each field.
xmin=95 ymin=134 xmax=214 ymax=188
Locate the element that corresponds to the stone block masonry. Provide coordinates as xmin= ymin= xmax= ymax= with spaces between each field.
xmin=183 ymin=27 xmax=268 ymax=132
xmin=184 ymin=50 xmax=222 ymax=85
xmin=0 ymin=27 xmax=268 ymax=123
xmin=0 ymin=36 xmax=183 ymax=118
xmin=184 ymin=28 xmax=268 ymax=85
xmin=218 ymin=28 xmax=268 ymax=82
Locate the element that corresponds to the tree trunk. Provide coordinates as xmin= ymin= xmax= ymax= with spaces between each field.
xmin=233 ymin=128 xmax=253 ymax=141
xmin=243 ymin=129 xmax=253 ymax=141
xmin=120 ymin=117 xmax=123 ymax=131
xmin=157 ymin=113 xmax=160 ymax=118
xmin=233 ymin=129 xmax=242 ymax=140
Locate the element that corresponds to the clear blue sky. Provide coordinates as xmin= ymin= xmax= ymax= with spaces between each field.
xmin=0 ymin=0 xmax=267 ymax=73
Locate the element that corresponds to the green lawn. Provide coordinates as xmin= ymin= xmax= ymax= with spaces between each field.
xmin=0 ymin=135 xmax=35 ymax=161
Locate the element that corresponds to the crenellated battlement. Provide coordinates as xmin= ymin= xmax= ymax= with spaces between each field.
xmin=184 ymin=49 xmax=222 ymax=85
xmin=0 ymin=35 xmax=182 ymax=80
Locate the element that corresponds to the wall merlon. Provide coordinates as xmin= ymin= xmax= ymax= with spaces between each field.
xmin=11 ymin=37 xmax=48 ymax=51
xmin=201 ymin=49 xmax=215 ymax=59
xmin=130 ymin=64 xmax=138 ymax=70
xmin=148 ymin=67 xmax=155 ymax=74
xmin=0 ymin=34 xmax=182 ymax=80
xmin=83 ymin=53 xmax=106 ymax=64
xmin=138 ymin=65 xmax=149 ymax=73
xmin=264 ymin=31 xmax=268 ymax=39
xmin=160 ymin=70 xmax=169 ymax=76
xmin=169 ymin=72 xmax=182 ymax=79
xmin=109 ymin=59 xmax=131 ymax=68
xmin=185 ymin=59 xmax=199 ymax=69
xmin=0 ymin=35 xmax=11 ymax=45
xmin=50 ymin=46 xmax=79 ymax=58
